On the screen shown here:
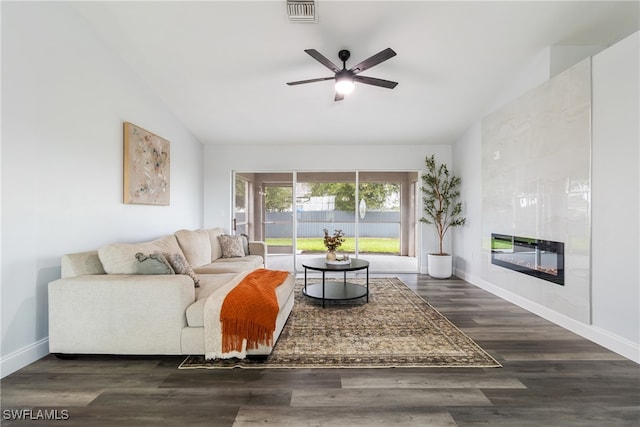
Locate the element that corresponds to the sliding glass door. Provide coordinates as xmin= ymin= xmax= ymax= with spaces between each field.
xmin=233 ymin=170 xmax=419 ymax=273
xmin=233 ymin=174 xmax=251 ymax=236
xmin=295 ymin=172 xmax=356 ymax=271
xmin=264 ymin=183 xmax=294 ymax=254
xmin=357 ymin=179 xmax=401 ymax=255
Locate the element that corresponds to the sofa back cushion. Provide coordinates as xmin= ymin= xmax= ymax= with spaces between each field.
xmin=98 ymin=235 xmax=183 ymax=275
xmin=61 ymin=251 xmax=106 ymax=278
xmin=207 ymin=227 xmax=225 ymax=261
xmin=174 ymin=229 xmax=212 ymax=268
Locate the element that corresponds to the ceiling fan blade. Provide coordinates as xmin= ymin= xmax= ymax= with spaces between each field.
xmin=354 ymin=75 xmax=398 ymax=89
xmin=334 ymin=92 xmax=345 ymax=102
xmin=287 ymin=76 xmax=335 ymax=86
xmin=305 ymin=49 xmax=341 ymax=73
xmin=349 ymin=48 xmax=397 ymax=74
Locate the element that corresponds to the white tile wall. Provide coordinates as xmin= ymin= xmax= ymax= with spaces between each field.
xmin=481 ymin=59 xmax=592 ymax=323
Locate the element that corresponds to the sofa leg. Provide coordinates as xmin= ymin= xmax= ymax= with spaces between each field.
xmin=246 ymin=354 xmax=268 ymax=361
xmin=52 ymin=353 xmax=78 ymax=360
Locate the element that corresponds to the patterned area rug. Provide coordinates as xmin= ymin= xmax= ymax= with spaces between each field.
xmin=179 ymin=277 xmax=501 ymax=369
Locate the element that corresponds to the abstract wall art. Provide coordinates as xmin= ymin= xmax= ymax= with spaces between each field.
xmin=123 ymin=122 xmax=170 ymax=205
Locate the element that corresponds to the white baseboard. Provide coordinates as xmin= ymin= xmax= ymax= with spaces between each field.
xmin=1 ymin=338 xmax=49 ymax=378
xmin=455 ymin=268 xmax=640 ymax=364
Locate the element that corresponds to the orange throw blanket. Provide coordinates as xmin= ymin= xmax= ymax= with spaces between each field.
xmin=220 ymin=269 xmax=289 ymax=354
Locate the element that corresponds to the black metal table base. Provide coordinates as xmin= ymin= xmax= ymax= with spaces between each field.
xmin=303 ymin=282 xmax=368 ymax=302
xmin=302 ymin=258 xmax=369 ymax=308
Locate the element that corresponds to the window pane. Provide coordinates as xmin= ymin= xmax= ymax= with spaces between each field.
xmin=265 ymin=185 xmax=293 ymax=247
xmin=358 ymin=181 xmax=400 ymax=255
xmin=296 ymin=173 xmax=356 ymax=254
xmin=234 ymin=175 xmax=248 ymax=235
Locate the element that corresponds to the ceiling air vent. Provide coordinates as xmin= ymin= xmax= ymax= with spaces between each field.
xmin=286 ymin=0 xmax=317 ymax=23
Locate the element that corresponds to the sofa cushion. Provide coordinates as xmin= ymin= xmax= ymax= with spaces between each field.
xmin=186 ymin=272 xmax=295 ymax=327
xmin=206 ymin=228 xmax=225 ymax=261
xmin=98 ymin=235 xmax=183 ymax=275
xmin=185 ymin=273 xmax=238 ymax=327
xmin=193 ymin=255 xmax=263 ymax=274
xmin=214 ymin=255 xmax=264 ymax=265
xmin=164 ymin=252 xmax=200 ymax=287
xmin=61 ymin=251 xmax=106 ymax=278
xmin=135 ymin=252 xmax=175 ymax=275
xmin=174 ymin=229 xmax=212 ymax=268
xmin=218 ymin=235 xmax=245 ymax=258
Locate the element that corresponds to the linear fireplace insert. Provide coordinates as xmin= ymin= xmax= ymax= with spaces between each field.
xmin=491 ymin=233 xmax=564 ymax=286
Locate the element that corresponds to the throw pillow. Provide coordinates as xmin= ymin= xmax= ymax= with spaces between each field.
xmin=218 ymin=235 xmax=245 ymax=258
xmin=135 ymin=252 xmax=175 ymax=275
xmin=164 ymin=252 xmax=200 ymax=287
xmin=240 ymin=233 xmax=250 ymax=255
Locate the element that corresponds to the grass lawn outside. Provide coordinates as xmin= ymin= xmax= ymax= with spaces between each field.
xmin=266 ymin=237 xmax=400 ymax=254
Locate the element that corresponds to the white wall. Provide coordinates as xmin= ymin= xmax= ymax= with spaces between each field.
xmin=451 ymin=123 xmax=483 ymax=280
xmin=549 ymin=45 xmax=605 ymax=77
xmin=203 ymin=144 xmax=451 ymax=272
xmin=453 ymin=34 xmax=640 ymax=362
xmin=1 ymin=3 xmax=204 ymax=376
xmin=591 ymin=32 xmax=640 ymax=346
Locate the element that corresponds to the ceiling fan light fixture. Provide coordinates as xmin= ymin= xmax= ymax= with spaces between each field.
xmin=335 ymin=73 xmax=355 ymax=95
xmin=287 ymin=47 xmax=397 ymax=101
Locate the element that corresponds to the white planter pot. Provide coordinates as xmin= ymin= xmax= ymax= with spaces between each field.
xmin=427 ymin=254 xmax=452 ymax=279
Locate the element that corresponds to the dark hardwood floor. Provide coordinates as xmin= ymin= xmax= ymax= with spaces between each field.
xmin=1 ymin=274 xmax=638 ymax=426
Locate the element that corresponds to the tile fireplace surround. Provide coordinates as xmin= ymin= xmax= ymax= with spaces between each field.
xmin=481 ymin=58 xmax=591 ymax=324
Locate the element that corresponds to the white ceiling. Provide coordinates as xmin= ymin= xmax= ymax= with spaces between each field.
xmin=75 ymin=1 xmax=639 ymax=145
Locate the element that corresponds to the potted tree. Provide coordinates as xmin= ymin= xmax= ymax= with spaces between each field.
xmin=420 ymin=154 xmax=466 ymax=278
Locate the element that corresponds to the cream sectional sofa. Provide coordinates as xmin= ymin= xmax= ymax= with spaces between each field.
xmin=48 ymin=228 xmax=295 ymax=358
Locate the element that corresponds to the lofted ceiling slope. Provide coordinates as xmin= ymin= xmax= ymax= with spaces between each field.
xmin=74 ymin=1 xmax=639 ymax=146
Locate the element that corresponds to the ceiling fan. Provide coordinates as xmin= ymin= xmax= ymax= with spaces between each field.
xmin=287 ymin=48 xmax=398 ymax=101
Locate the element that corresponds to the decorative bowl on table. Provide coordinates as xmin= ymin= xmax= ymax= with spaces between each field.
xmin=326 ymin=258 xmax=351 ymax=265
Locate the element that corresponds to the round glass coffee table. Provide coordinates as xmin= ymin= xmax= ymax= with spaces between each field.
xmin=301 ymin=258 xmax=369 ymax=308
